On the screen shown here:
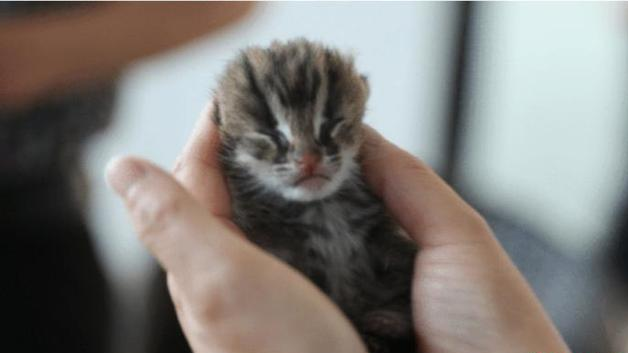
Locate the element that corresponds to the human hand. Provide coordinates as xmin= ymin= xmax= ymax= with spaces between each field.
xmin=361 ymin=126 xmax=571 ymax=353
xmin=106 ymin=102 xmax=570 ymax=352
xmin=0 ymin=2 xmax=253 ymax=109
xmin=0 ymin=23 xmax=66 ymax=108
xmin=105 ymin=106 xmax=367 ymax=353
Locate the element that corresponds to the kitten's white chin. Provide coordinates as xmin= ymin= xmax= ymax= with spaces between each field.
xmin=280 ymin=176 xmax=342 ymax=202
xmin=280 ymin=153 xmax=357 ymax=202
xmin=295 ymin=175 xmax=329 ymax=190
xmin=281 ymin=160 xmax=356 ymax=202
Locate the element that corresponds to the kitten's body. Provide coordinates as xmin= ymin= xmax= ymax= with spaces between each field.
xmin=214 ymin=39 xmax=418 ymax=353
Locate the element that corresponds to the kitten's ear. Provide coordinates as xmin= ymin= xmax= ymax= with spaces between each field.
xmin=211 ymin=99 xmax=222 ymax=126
xmin=360 ymin=74 xmax=370 ymax=97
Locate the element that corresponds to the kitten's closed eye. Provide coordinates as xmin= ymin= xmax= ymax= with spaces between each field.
xmin=242 ymin=132 xmax=278 ymax=160
xmin=242 ymin=129 xmax=292 ymax=161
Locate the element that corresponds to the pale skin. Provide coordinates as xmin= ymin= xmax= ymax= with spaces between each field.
xmin=105 ymin=105 xmax=571 ymax=353
xmin=0 ymin=2 xmax=253 ymax=109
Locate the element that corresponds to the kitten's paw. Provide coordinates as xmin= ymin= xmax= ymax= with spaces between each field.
xmin=361 ymin=310 xmax=413 ymax=338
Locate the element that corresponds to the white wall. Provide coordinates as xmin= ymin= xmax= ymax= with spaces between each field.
xmin=462 ymin=2 xmax=628 ymax=255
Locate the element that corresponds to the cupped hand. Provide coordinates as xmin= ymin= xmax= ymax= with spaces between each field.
xmin=361 ymin=126 xmax=570 ymax=353
xmin=106 ymin=105 xmax=570 ymax=353
xmin=105 ymin=106 xmax=367 ymax=353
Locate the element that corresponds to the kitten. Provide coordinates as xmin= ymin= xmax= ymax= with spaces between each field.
xmin=212 ymin=39 xmax=418 ymax=353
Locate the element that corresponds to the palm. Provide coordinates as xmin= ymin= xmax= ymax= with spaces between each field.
xmin=411 ymin=243 xmax=504 ymax=352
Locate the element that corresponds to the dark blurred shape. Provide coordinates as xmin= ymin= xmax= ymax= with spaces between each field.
xmin=0 ymin=84 xmax=116 ymax=353
xmin=0 ymin=1 xmax=92 ymax=18
xmin=442 ymin=1 xmax=472 ymax=184
xmin=2 ymin=2 xmax=258 ymax=352
xmin=0 ymin=84 xmax=115 ymax=188
xmin=606 ymin=184 xmax=628 ymax=350
xmin=610 ymin=196 xmax=628 ymax=283
xmin=1 ymin=3 xmax=115 ymax=353
xmin=2 ymin=173 xmax=111 ymax=353
xmin=146 ymin=270 xmax=192 ymax=353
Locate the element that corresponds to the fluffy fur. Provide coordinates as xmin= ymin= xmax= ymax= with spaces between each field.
xmin=212 ymin=39 xmax=418 ymax=353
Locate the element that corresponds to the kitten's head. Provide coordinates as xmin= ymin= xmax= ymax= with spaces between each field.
xmin=214 ymin=39 xmax=369 ymax=202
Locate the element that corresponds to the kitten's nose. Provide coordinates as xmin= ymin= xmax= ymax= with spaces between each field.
xmin=297 ymin=152 xmax=321 ymax=176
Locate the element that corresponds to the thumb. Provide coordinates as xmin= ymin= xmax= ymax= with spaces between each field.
xmin=361 ymin=125 xmax=492 ymax=247
xmin=105 ymin=156 xmax=245 ymax=281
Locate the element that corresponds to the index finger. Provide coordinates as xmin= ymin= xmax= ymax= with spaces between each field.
xmin=360 ymin=125 xmax=492 ymax=248
xmin=173 ymin=101 xmax=232 ymax=218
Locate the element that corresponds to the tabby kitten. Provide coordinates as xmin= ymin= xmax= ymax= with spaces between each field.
xmin=212 ymin=39 xmax=418 ymax=353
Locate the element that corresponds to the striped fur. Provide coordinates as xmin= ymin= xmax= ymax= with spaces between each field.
xmin=213 ymin=39 xmax=418 ymax=353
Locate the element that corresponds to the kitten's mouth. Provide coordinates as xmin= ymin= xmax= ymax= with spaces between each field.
xmin=294 ymin=174 xmax=331 ymax=189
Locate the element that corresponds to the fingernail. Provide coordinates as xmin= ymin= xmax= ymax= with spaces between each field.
xmin=105 ymin=156 xmax=147 ymax=197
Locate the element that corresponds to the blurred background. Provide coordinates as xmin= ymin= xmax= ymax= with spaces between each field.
xmin=2 ymin=2 xmax=628 ymax=353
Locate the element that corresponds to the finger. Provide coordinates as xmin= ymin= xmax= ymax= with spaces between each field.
xmin=106 ymin=156 xmax=244 ymax=280
xmin=360 ymin=125 xmax=492 ymax=247
xmin=174 ymin=102 xmax=232 ymax=218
